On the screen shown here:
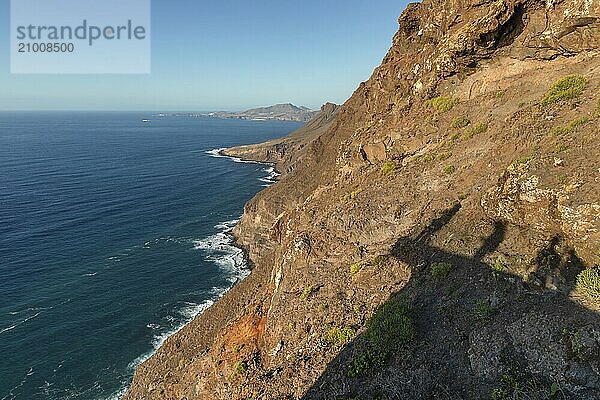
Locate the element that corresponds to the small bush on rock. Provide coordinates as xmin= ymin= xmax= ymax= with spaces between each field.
xmin=427 ymin=96 xmax=458 ymax=112
xmin=576 ymin=268 xmax=600 ymax=302
xmin=541 ymin=75 xmax=588 ymax=106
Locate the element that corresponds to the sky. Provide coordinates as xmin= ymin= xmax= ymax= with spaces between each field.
xmin=0 ymin=0 xmax=409 ymax=111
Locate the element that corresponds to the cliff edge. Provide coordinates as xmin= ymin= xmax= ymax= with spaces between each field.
xmin=125 ymin=1 xmax=600 ymax=399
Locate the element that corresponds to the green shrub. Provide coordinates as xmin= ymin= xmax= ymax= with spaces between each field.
xmin=474 ymin=299 xmax=493 ymax=321
xmin=558 ymin=174 xmax=569 ymax=184
xmin=541 ymin=75 xmax=588 ymax=106
xmin=443 ymin=165 xmax=456 ymax=175
xmin=348 ymin=295 xmax=414 ymax=377
xmin=381 ymin=161 xmax=396 ymax=175
xmin=341 ymin=188 xmax=363 ymax=202
xmin=492 ymin=388 xmax=508 ymax=400
xmin=551 ymin=116 xmax=590 ymax=136
xmin=350 ymin=262 xmax=363 ymax=277
xmin=576 ymin=268 xmax=600 ymax=301
xmin=451 ymin=116 xmax=470 ymax=129
xmin=465 ymin=122 xmax=488 ymax=139
xmin=233 ymin=360 xmax=248 ymax=375
xmin=430 ymin=262 xmax=453 ymax=279
xmin=328 ymin=327 xmax=356 ymax=345
xmin=427 ymin=96 xmax=458 ymax=112
xmin=493 ymin=257 xmax=507 ymax=272
xmin=300 ymin=286 xmax=315 ymax=301
xmin=363 ymin=295 xmax=414 ymax=354
xmin=555 ymin=143 xmax=569 ymax=153
xmin=348 ymin=351 xmax=381 ymax=378
xmin=437 ymin=152 xmax=452 ymax=161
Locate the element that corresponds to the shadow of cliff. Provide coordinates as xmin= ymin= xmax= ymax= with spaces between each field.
xmin=301 ymin=205 xmax=599 ymax=400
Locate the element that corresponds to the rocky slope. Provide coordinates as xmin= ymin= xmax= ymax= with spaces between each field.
xmin=125 ymin=0 xmax=600 ymax=399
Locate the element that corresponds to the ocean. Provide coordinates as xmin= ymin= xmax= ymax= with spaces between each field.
xmin=0 ymin=112 xmax=301 ymax=400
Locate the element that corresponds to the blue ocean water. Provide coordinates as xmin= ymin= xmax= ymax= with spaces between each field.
xmin=0 ymin=112 xmax=301 ymax=400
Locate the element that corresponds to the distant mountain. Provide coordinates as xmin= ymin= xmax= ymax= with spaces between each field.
xmin=206 ymin=103 xmax=319 ymax=122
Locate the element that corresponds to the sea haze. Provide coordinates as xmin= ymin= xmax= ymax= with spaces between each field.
xmin=0 ymin=112 xmax=301 ymax=400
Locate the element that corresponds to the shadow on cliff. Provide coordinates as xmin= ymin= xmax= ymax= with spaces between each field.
xmin=301 ymin=204 xmax=600 ymax=400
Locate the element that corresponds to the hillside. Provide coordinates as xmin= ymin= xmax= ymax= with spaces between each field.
xmin=221 ymin=102 xmax=339 ymax=173
xmin=208 ymin=103 xmax=319 ymax=122
xmin=125 ymin=1 xmax=600 ymax=399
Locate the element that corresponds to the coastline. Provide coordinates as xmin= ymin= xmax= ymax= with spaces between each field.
xmin=209 ymin=147 xmax=282 ymax=178
xmin=118 ymin=147 xmax=279 ymax=399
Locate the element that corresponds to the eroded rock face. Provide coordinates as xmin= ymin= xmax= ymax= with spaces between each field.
xmin=125 ymin=1 xmax=600 ymax=399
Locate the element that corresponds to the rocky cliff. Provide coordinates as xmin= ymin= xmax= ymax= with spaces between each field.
xmin=125 ymin=1 xmax=600 ymax=399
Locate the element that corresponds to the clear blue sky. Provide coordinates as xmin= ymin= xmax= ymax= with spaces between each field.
xmin=0 ymin=0 xmax=408 ymax=111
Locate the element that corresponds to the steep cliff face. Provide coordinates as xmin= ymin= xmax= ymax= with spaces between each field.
xmin=125 ymin=1 xmax=600 ymax=399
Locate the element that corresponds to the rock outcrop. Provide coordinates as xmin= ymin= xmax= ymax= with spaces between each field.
xmin=125 ymin=1 xmax=600 ymax=399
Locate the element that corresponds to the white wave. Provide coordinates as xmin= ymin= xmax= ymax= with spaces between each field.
xmin=205 ymin=148 xmax=228 ymax=158
xmin=214 ymin=219 xmax=239 ymax=231
xmin=126 ymin=290 xmax=226 ymax=372
xmin=206 ymin=148 xmax=260 ymax=165
xmin=0 ymin=312 xmax=41 ymax=335
xmin=192 ymin=219 xmax=249 ymax=277
xmin=205 ymin=148 xmax=279 ymax=186
xmin=83 ymin=272 xmax=98 ymax=277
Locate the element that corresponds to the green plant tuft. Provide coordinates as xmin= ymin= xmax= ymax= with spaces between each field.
xmin=474 ymin=299 xmax=493 ymax=321
xmin=576 ymin=268 xmax=600 ymax=301
xmin=437 ymin=152 xmax=452 ymax=161
xmin=555 ymin=143 xmax=570 ymax=153
xmin=350 ymin=262 xmax=363 ymax=277
xmin=427 ymin=96 xmax=458 ymax=112
xmin=512 ymin=155 xmax=532 ymax=166
xmin=363 ymin=295 xmax=414 ymax=354
xmin=381 ymin=161 xmax=396 ymax=175
xmin=451 ymin=116 xmax=470 ymax=129
xmin=541 ymin=75 xmax=588 ymax=106
xmin=341 ymin=188 xmax=363 ymax=202
xmin=493 ymin=257 xmax=507 ymax=272
xmin=233 ymin=360 xmax=248 ymax=375
xmin=430 ymin=262 xmax=453 ymax=279
xmin=443 ymin=165 xmax=456 ymax=175
xmin=558 ymin=174 xmax=569 ymax=184
xmin=328 ymin=327 xmax=356 ymax=345
xmin=551 ymin=116 xmax=590 ymax=136
xmin=300 ymin=286 xmax=315 ymax=301
xmin=348 ymin=295 xmax=414 ymax=378
xmin=465 ymin=122 xmax=488 ymax=139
